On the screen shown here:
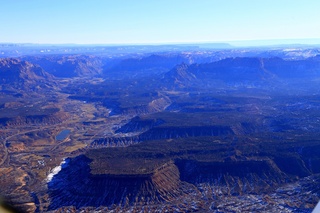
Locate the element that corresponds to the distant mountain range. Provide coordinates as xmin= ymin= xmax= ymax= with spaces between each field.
xmin=0 ymin=43 xmax=233 ymax=57
xmin=162 ymin=56 xmax=320 ymax=88
xmin=22 ymin=55 xmax=105 ymax=78
xmin=1 ymin=54 xmax=320 ymax=92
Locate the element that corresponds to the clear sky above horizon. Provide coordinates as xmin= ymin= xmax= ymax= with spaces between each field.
xmin=1 ymin=0 xmax=320 ymax=45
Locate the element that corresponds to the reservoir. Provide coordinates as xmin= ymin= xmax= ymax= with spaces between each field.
xmin=55 ymin=129 xmax=71 ymax=141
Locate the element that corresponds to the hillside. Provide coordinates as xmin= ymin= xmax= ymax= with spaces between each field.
xmin=0 ymin=58 xmax=54 ymax=91
xmin=162 ymin=56 xmax=320 ymax=88
xmin=22 ymin=55 xmax=108 ymax=78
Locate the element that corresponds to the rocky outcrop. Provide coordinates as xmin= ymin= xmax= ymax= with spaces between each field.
xmin=47 ymin=156 xmax=189 ymax=210
xmin=90 ymin=136 xmax=140 ymax=147
xmin=138 ymin=125 xmax=234 ymax=140
xmin=176 ymin=159 xmax=286 ymax=195
xmin=91 ymin=125 xmax=234 ymax=147
xmin=47 ymin=137 xmax=320 ymax=212
xmin=46 ymin=151 xmax=318 ymax=211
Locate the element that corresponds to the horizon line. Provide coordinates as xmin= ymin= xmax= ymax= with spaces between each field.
xmin=1 ymin=38 xmax=320 ymax=47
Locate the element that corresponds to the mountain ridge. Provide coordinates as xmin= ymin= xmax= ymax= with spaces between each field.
xmin=0 ymin=58 xmax=54 ymax=90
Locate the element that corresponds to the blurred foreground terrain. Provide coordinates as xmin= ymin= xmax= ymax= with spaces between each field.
xmin=1 ymin=43 xmax=320 ymax=212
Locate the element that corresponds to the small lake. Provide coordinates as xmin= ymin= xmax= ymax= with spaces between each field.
xmin=55 ymin=129 xmax=71 ymax=141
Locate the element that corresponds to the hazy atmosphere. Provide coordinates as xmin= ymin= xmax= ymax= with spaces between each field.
xmin=2 ymin=1 xmax=320 ymax=212
xmin=1 ymin=0 xmax=320 ymax=44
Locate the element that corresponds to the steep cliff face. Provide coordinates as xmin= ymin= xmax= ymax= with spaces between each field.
xmin=176 ymin=159 xmax=286 ymax=195
xmin=46 ymin=152 xmax=318 ymax=211
xmin=47 ymin=156 xmax=187 ymax=210
xmin=90 ymin=136 xmax=140 ymax=147
xmin=91 ymin=125 xmax=234 ymax=147
xmin=46 ymin=137 xmax=320 ymax=212
xmin=138 ymin=125 xmax=234 ymax=140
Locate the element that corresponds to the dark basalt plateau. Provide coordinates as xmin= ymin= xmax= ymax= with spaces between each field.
xmin=46 ymin=136 xmax=320 ymax=211
xmin=48 ymin=155 xmax=189 ymax=210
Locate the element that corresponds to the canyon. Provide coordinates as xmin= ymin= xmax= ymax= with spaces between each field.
xmin=0 ymin=44 xmax=320 ymax=212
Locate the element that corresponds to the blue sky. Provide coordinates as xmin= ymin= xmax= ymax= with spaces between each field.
xmin=1 ymin=0 xmax=320 ymax=44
